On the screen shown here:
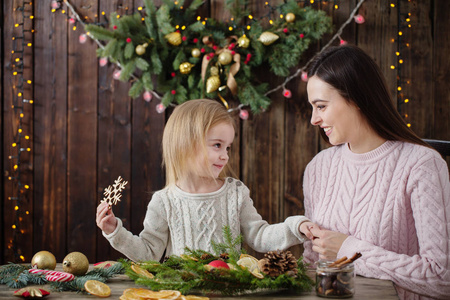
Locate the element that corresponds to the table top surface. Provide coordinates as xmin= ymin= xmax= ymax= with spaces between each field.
xmin=0 ymin=265 xmax=399 ymax=299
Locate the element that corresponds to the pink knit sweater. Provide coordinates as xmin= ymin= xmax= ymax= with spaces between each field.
xmin=302 ymin=141 xmax=450 ymax=300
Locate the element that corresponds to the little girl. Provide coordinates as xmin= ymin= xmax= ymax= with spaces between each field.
xmin=96 ymin=99 xmax=315 ymax=262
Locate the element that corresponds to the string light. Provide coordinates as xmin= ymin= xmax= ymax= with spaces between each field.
xmin=391 ymin=0 xmax=413 ymax=127
xmin=8 ymin=0 xmax=34 ymax=263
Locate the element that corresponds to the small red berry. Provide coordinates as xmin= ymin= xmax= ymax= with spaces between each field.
xmin=126 ymin=37 xmax=132 ymax=43
xmin=299 ymin=33 xmax=305 ymax=38
xmin=171 ymin=90 xmax=176 ymax=95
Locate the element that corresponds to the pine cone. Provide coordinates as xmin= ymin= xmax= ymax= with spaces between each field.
xmin=220 ymin=253 xmax=229 ymax=260
xmin=258 ymin=250 xmax=298 ymax=277
xmin=200 ymin=253 xmax=213 ymax=261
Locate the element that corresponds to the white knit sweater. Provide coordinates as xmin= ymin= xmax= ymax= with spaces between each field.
xmin=104 ymin=177 xmax=309 ymax=262
xmin=302 ymin=141 xmax=450 ymax=300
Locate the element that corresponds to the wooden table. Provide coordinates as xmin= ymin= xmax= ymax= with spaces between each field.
xmin=0 ymin=265 xmax=398 ymax=299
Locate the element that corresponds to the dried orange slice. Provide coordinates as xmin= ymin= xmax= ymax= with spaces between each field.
xmin=131 ymin=263 xmax=155 ymax=279
xmin=121 ymin=288 xmax=146 ymax=300
xmin=237 ymin=256 xmax=259 ymax=272
xmin=134 ymin=289 xmax=174 ymax=299
xmin=84 ymin=280 xmax=111 ymax=298
xmin=159 ymin=290 xmax=181 ymax=299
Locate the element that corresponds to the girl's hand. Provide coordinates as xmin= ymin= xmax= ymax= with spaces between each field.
xmin=310 ymin=227 xmax=348 ymax=260
xmin=299 ymin=221 xmax=319 ymax=240
xmin=96 ymin=201 xmax=118 ymax=235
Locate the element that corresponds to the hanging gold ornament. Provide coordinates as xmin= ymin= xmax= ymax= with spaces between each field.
xmin=179 ymin=62 xmax=194 ymax=74
xmin=31 ymin=251 xmax=57 ymax=270
xmin=210 ymin=66 xmax=219 ymax=76
xmin=164 ymin=32 xmax=182 ymax=46
xmin=218 ymin=51 xmax=233 ymax=65
xmin=258 ymin=32 xmax=279 ymax=45
xmin=135 ymin=45 xmax=146 ymax=55
xmin=237 ymin=35 xmax=250 ymax=48
xmin=206 ymin=75 xmax=221 ymax=93
xmin=285 ymin=12 xmax=296 ymax=23
xmin=191 ymin=48 xmax=201 ymax=58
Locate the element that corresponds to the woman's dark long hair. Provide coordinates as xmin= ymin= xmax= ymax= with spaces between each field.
xmin=307 ymin=45 xmax=428 ymax=147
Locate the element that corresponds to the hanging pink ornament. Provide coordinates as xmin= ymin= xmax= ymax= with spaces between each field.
xmin=99 ymin=57 xmax=108 ymax=67
xmin=239 ymin=109 xmax=249 ymax=120
xmin=143 ymin=91 xmax=152 ymax=102
xmin=51 ymin=1 xmax=60 ymax=9
xmin=79 ymin=34 xmax=87 ymax=44
xmin=340 ymin=39 xmax=347 ymax=45
xmin=69 ymin=17 xmax=76 ymax=24
xmin=301 ymin=71 xmax=308 ymax=82
xmin=283 ymin=89 xmax=292 ymax=98
xmin=113 ymin=70 xmax=121 ymax=80
xmin=156 ymin=103 xmax=166 ymax=114
xmin=354 ymin=14 xmax=365 ymax=24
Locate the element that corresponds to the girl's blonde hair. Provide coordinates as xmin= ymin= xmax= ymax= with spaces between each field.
xmin=162 ymin=99 xmax=235 ymax=187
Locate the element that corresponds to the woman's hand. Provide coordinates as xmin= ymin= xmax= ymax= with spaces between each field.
xmin=96 ymin=201 xmax=118 ymax=235
xmin=310 ymin=227 xmax=348 ymax=260
xmin=299 ymin=221 xmax=319 ymax=240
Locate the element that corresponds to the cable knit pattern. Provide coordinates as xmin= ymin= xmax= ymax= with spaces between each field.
xmin=303 ymin=141 xmax=450 ymax=300
xmin=104 ymin=177 xmax=309 ymax=262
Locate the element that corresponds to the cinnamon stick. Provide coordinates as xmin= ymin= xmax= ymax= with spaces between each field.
xmin=328 ymin=256 xmax=347 ymax=268
xmin=335 ymin=252 xmax=362 ymax=268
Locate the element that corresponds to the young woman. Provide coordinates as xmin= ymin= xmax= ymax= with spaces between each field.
xmin=303 ymin=45 xmax=450 ymax=299
xmin=96 ymin=99 xmax=315 ymax=262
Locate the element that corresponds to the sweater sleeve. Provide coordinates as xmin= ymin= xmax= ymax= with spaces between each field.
xmin=238 ymin=184 xmax=310 ymax=252
xmin=338 ymin=156 xmax=450 ymax=299
xmin=103 ymin=192 xmax=169 ymax=262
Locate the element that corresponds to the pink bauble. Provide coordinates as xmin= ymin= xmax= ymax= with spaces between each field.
xmin=239 ymin=109 xmax=249 ymax=120
xmin=354 ymin=14 xmax=365 ymax=24
xmin=99 ymin=57 xmax=108 ymax=67
xmin=208 ymin=260 xmax=230 ymax=269
xmin=113 ymin=70 xmax=121 ymax=80
xmin=79 ymin=34 xmax=87 ymax=44
xmin=143 ymin=91 xmax=153 ymax=102
xmin=283 ymin=89 xmax=292 ymax=98
xmin=51 ymin=1 xmax=60 ymax=9
xmin=301 ymin=71 xmax=308 ymax=82
xmin=156 ymin=103 xmax=166 ymax=114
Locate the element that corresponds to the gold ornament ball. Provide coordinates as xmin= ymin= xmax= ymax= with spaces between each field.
xmin=135 ymin=45 xmax=146 ymax=55
xmin=218 ymin=52 xmax=233 ymax=65
xmin=210 ymin=66 xmax=219 ymax=76
xmin=31 ymin=251 xmax=56 ymax=270
xmin=179 ymin=62 xmax=194 ymax=74
xmin=237 ymin=35 xmax=250 ymax=48
xmin=285 ymin=13 xmax=296 ymax=23
xmin=62 ymin=252 xmax=89 ymax=276
xmin=191 ymin=48 xmax=201 ymax=58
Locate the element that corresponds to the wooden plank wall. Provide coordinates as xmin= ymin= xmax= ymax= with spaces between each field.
xmin=1 ymin=0 xmax=449 ymax=264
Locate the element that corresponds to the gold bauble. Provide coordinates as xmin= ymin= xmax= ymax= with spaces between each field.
xmin=31 ymin=251 xmax=56 ymax=270
xmin=237 ymin=35 xmax=250 ymax=48
xmin=285 ymin=12 xmax=296 ymax=23
xmin=206 ymin=75 xmax=221 ymax=93
xmin=135 ymin=45 xmax=146 ymax=55
xmin=258 ymin=32 xmax=279 ymax=45
xmin=191 ymin=48 xmax=201 ymax=58
xmin=179 ymin=62 xmax=194 ymax=74
xmin=218 ymin=52 xmax=233 ymax=65
xmin=164 ymin=32 xmax=182 ymax=46
xmin=62 ymin=252 xmax=89 ymax=276
xmin=210 ymin=66 xmax=219 ymax=76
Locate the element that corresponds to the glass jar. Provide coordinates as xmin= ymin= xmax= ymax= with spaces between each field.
xmin=316 ymin=260 xmax=355 ymax=298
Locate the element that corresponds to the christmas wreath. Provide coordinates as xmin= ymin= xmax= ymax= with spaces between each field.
xmin=85 ymin=0 xmax=332 ymax=113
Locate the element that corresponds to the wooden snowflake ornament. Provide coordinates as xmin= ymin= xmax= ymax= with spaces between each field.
xmin=101 ymin=176 xmax=128 ymax=208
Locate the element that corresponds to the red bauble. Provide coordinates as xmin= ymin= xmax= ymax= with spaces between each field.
xmin=208 ymin=260 xmax=230 ymax=269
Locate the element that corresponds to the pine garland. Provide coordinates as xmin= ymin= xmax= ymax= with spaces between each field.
xmin=0 ymin=261 xmax=124 ymax=292
xmin=85 ymin=0 xmax=332 ymax=113
xmin=122 ymin=227 xmax=314 ymax=296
